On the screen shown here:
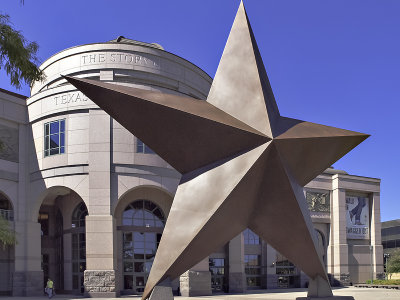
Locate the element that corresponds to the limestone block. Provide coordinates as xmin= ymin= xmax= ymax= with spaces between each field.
xmin=67 ymin=152 xmax=89 ymax=165
xmin=180 ymin=270 xmax=211 ymax=297
xmin=68 ymin=129 xmax=89 ymax=145
xmin=12 ymin=271 xmax=43 ymax=296
xmin=68 ymin=114 xmax=89 ymax=130
xmin=100 ymin=70 xmax=114 ymax=81
xmin=113 ymin=151 xmax=134 ymax=164
xmin=84 ymin=270 xmax=117 ymax=295
xmin=88 ymin=152 xmax=110 ymax=170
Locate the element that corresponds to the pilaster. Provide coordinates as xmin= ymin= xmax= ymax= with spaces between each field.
xmin=85 ymin=110 xmax=117 ymax=296
xmin=84 ymin=215 xmax=116 ymax=296
xmin=228 ymin=233 xmax=246 ymax=293
xmin=88 ymin=109 xmax=111 ymax=216
xmin=12 ymin=221 xmax=43 ymax=296
xmin=371 ymin=192 xmax=384 ymax=278
xmin=328 ymin=176 xmax=349 ymax=285
xmin=265 ymin=243 xmax=277 ymax=288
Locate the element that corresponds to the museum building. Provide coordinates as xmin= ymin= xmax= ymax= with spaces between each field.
xmin=0 ymin=37 xmax=383 ymax=296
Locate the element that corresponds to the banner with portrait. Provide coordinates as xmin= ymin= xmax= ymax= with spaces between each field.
xmin=346 ymin=196 xmax=369 ymax=239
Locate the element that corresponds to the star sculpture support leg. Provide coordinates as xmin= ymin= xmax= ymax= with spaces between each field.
xmin=65 ymin=1 xmax=368 ymax=299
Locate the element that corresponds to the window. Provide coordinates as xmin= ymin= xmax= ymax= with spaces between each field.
xmin=71 ymin=203 xmax=88 ymax=293
xmin=275 ymin=252 xmax=299 ymax=288
xmin=245 ymin=254 xmax=261 ymax=288
xmin=382 ymin=226 xmax=400 ymax=237
xmin=244 ymin=228 xmax=260 ymax=245
xmin=136 ymin=139 xmax=154 ymax=154
xmin=209 ymin=258 xmax=225 ymax=275
xmin=121 ymin=200 xmax=165 ymax=294
xmin=44 ymin=119 xmax=65 ymax=157
xmin=38 ymin=213 xmax=49 ymax=236
xmin=209 ymin=258 xmax=227 ymax=292
xmin=386 ymin=240 xmax=396 ymax=248
xmin=72 ymin=202 xmax=88 ymax=228
xmin=123 ymin=200 xmax=165 ymax=228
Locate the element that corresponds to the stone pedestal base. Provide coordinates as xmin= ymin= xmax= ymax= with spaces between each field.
xmin=180 ymin=270 xmax=212 ymax=296
xmin=84 ymin=270 xmax=118 ymax=297
xmin=149 ymin=285 xmax=173 ymax=300
xmin=12 ymin=271 xmax=43 ymax=296
xmin=308 ymin=276 xmax=333 ymax=298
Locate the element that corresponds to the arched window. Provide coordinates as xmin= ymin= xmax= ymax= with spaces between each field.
xmin=244 ymin=228 xmax=260 ymax=245
xmin=72 ymin=202 xmax=88 ymax=228
xmin=136 ymin=139 xmax=155 ymax=154
xmin=315 ymin=230 xmax=325 ymax=248
xmin=122 ymin=200 xmax=165 ymax=294
xmin=122 ymin=200 xmax=165 ymax=227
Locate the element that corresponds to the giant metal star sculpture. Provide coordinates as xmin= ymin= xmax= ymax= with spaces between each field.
xmin=65 ymin=1 xmax=368 ymax=299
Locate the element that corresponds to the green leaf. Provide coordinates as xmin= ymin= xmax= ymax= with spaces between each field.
xmin=387 ymin=250 xmax=400 ymax=275
xmin=0 ymin=13 xmax=45 ymax=89
xmin=0 ymin=214 xmax=17 ymax=249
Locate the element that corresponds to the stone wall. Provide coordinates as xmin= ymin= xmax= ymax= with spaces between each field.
xmin=12 ymin=271 xmax=43 ymax=296
xmin=228 ymin=272 xmax=246 ymax=292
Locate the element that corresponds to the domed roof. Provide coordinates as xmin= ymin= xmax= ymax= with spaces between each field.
xmin=107 ymin=36 xmax=164 ymax=50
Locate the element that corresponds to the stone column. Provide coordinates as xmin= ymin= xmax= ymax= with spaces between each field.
xmin=228 ymin=233 xmax=246 ymax=292
xmin=12 ymin=221 xmax=43 ymax=296
xmin=370 ymin=192 xmax=384 ymax=279
xmin=84 ymin=216 xmax=116 ymax=296
xmin=13 ymin=122 xmax=44 ymax=295
xmin=84 ymin=110 xmax=117 ymax=297
xmin=180 ymin=257 xmax=212 ymax=296
xmin=327 ymin=175 xmax=350 ymax=285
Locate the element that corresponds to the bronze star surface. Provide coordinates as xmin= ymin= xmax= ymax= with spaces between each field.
xmin=65 ymin=2 xmax=368 ymax=299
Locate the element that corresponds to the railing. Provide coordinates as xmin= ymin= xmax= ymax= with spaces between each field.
xmin=0 ymin=209 xmax=14 ymax=221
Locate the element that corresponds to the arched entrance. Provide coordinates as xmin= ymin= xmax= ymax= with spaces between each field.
xmin=37 ymin=187 xmax=88 ymax=294
xmin=0 ymin=194 xmax=14 ymax=295
xmin=120 ymin=199 xmax=165 ymax=294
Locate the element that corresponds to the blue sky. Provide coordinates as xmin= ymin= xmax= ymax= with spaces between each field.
xmin=0 ymin=0 xmax=398 ymax=221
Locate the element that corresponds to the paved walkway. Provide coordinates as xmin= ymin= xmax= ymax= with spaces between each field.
xmin=3 ymin=287 xmax=400 ymax=300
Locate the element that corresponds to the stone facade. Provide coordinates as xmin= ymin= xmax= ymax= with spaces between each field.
xmin=12 ymin=271 xmax=43 ymax=296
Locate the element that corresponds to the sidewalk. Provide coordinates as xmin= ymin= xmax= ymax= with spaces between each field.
xmin=2 ymin=287 xmax=400 ymax=300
